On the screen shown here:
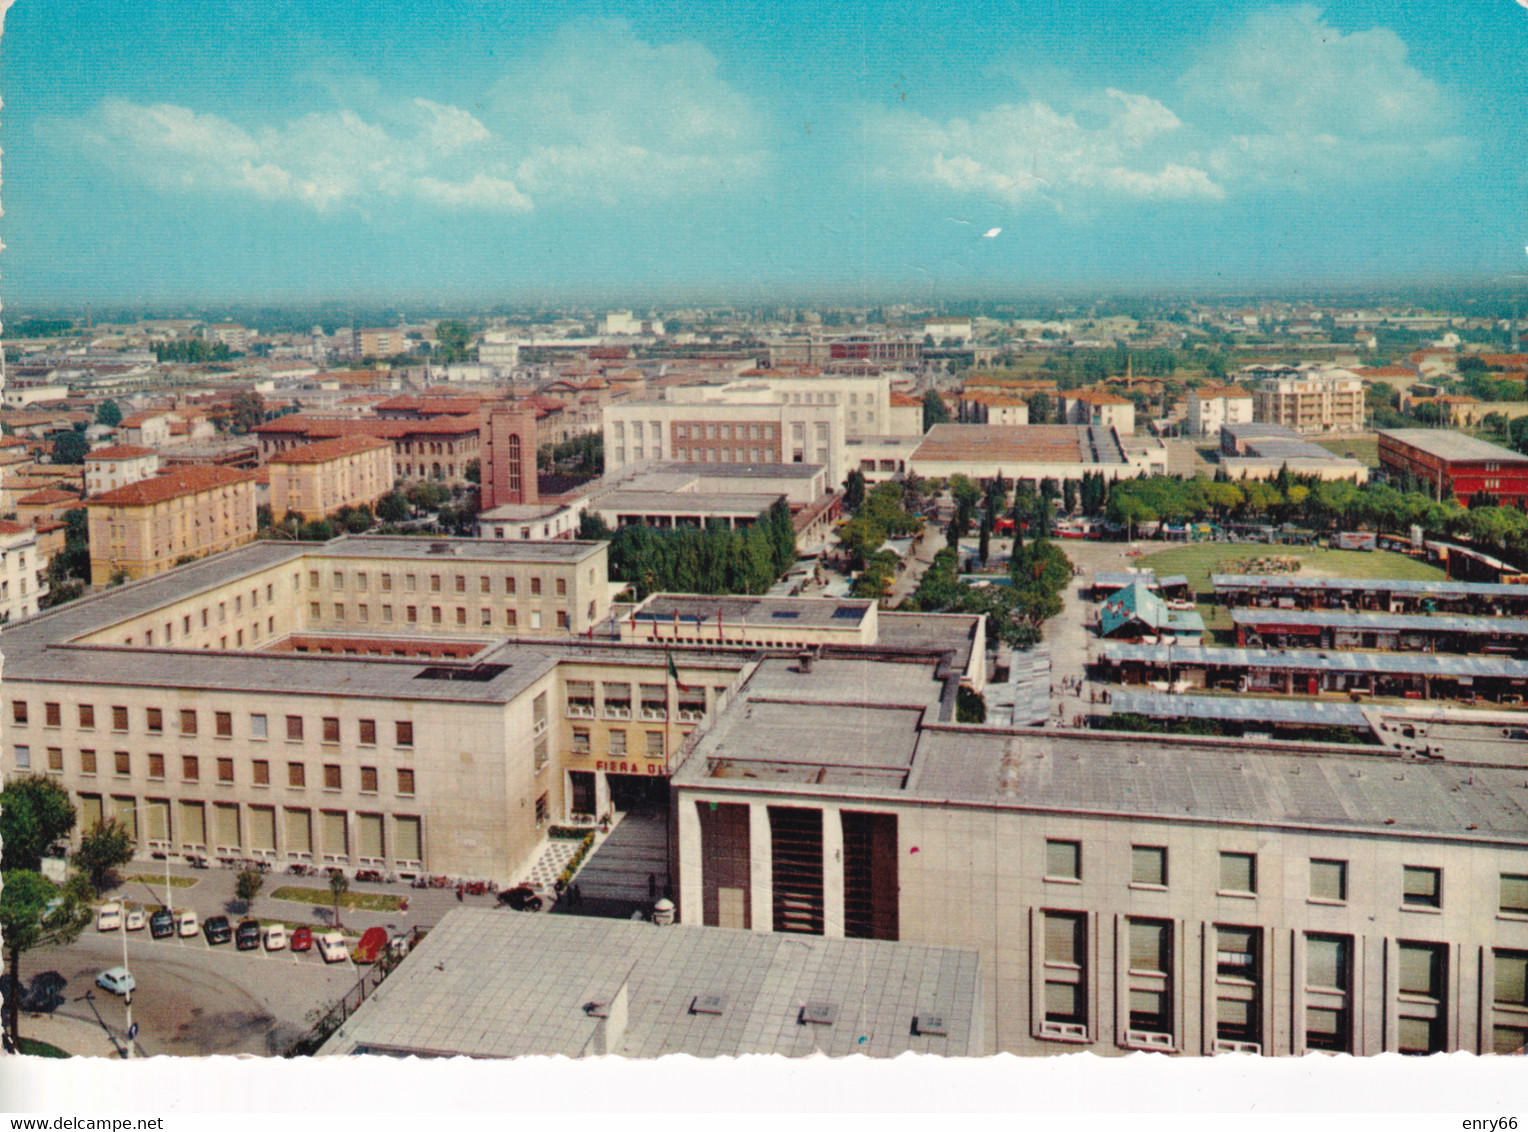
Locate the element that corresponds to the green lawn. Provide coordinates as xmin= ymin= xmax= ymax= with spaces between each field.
xmin=1312 ymin=436 xmax=1379 ymax=467
xmin=125 ymin=874 xmax=198 ymax=888
xmin=1137 ymin=544 xmax=1446 ymax=641
xmin=270 ymin=885 xmax=405 ymax=912
xmin=17 ymin=1037 xmax=69 ymax=1058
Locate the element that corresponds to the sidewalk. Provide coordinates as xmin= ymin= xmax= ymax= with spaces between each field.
xmin=16 ymin=1011 xmax=127 ymax=1059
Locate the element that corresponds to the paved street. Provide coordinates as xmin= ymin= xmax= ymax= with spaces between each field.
xmin=1037 ymin=538 xmax=1141 ymax=725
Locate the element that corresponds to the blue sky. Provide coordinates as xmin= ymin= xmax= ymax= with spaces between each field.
xmin=2 ymin=0 xmax=1525 ymax=305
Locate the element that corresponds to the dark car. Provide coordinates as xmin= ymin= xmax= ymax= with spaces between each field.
xmin=235 ymin=919 xmax=261 ymax=950
xmin=149 ymin=909 xmax=176 ymax=939
xmin=203 ymin=915 xmax=232 ymax=945
xmin=497 ymin=885 xmax=542 ymax=912
xmin=289 ymin=925 xmax=313 ymax=953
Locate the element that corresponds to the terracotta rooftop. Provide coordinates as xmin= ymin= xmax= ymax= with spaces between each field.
xmin=1069 ymin=390 xmax=1131 ymax=406
xmin=17 ymin=488 xmax=81 ymax=505
xmin=267 ymin=436 xmax=395 ymax=464
xmin=372 ymin=395 xmax=491 ymax=415
xmin=86 ymin=464 xmax=257 ymax=507
xmin=253 ymin=415 xmax=482 ymax=439
xmin=0 ymin=520 xmax=31 ymax=536
xmin=85 ymin=444 xmax=157 ymax=461
xmin=889 ymin=391 xmax=923 ymax=407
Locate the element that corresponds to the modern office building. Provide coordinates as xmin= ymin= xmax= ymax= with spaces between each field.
xmin=670 ymin=652 xmax=1528 ymax=1056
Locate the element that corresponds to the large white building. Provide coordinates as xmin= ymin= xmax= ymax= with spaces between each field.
xmin=1247 ymin=365 xmax=1366 ymax=434
xmin=1186 ymin=384 xmax=1254 ymax=437
xmin=0 ymin=520 xmax=48 ymax=623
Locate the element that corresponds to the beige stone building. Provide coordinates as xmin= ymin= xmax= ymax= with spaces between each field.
xmin=253 ymin=416 xmax=481 ymax=487
xmin=671 ymin=652 xmax=1528 ymax=1057
xmin=1060 ymin=390 xmax=1136 ymax=436
xmin=85 ymin=466 xmax=259 ymax=584
xmin=0 ymin=520 xmax=48 ymax=622
xmin=1248 ymin=365 xmax=1366 ymax=433
xmin=84 ymin=444 xmax=160 ymax=496
xmin=267 ymin=436 xmax=395 ymax=522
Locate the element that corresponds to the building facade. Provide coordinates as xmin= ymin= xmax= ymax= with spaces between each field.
xmin=1377 ymin=429 xmax=1528 ymax=505
xmin=84 ymin=445 xmax=162 ymax=496
xmin=85 ymin=465 xmax=259 ymax=583
xmin=253 ymin=416 xmax=482 ymax=487
xmin=1186 ymin=385 xmax=1254 ymax=437
xmin=267 ymin=436 xmax=395 ymax=522
xmin=0 ymin=520 xmax=47 ymax=622
xmin=1249 ymin=367 xmax=1366 ymax=433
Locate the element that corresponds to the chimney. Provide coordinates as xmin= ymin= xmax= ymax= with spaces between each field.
xmin=798 ymin=651 xmax=813 ymax=674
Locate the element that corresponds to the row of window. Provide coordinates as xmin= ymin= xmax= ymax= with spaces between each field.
xmin=309 ymin=603 xmax=569 ymax=629
xmin=306 ymin=569 xmax=569 ymax=597
xmin=1040 ymin=911 xmax=1528 ymax=1055
xmin=564 ymin=680 xmax=709 ymax=721
xmin=78 ymin=794 xmax=424 ymax=867
xmin=17 ymin=746 xmax=415 ymax=795
xmin=570 ymin=727 xmax=666 ymax=759
xmin=12 ymin=703 xmax=414 ymax=747
xmin=112 ymin=582 xmax=279 ymax=647
xmin=1044 ymin=840 xmax=1517 ymax=913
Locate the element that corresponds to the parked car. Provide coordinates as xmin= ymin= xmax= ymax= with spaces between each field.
xmin=95 ymin=966 xmax=136 ymax=996
xmin=235 ymin=919 xmax=261 ymax=950
xmin=353 ymin=926 xmax=389 ymax=964
xmin=315 ymin=932 xmax=349 ymax=964
xmin=289 ymin=925 xmax=313 ymax=953
xmin=203 ymin=915 xmax=232 ymax=945
xmin=262 ymin=924 xmax=287 ymax=952
xmin=149 ymin=909 xmax=175 ymax=939
xmin=96 ymin=902 xmax=122 ymax=932
xmin=124 ymin=907 xmax=147 ymax=932
xmin=175 ymin=909 xmax=199 ymax=938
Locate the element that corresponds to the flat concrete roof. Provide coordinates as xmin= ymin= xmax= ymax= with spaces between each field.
xmin=322 ymin=535 xmax=605 ymax=563
xmin=634 ymin=594 xmax=873 ymax=629
xmin=1380 ymin=429 xmax=1528 ymax=464
xmin=1108 ymin=688 xmax=1372 ymax=728
xmin=596 ymin=490 xmax=782 ymax=514
xmin=320 ymin=909 xmax=982 ymax=1058
xmin=1232 ymin=608 xmax=1528 ymax=636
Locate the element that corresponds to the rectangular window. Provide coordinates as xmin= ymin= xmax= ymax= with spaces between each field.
xmin=12 ymin=701 xmax=27 ymax=724
xmin=323 ymin=764 xmax=341 ymax=791
xmin=333 ymin=571 xmax=343 ymax=589
xmin=322 ymin=717 xmax=340 ymax=744
xmin=505 ymin=608 xmax=517 ymax=627
xmin=609 ymin=729 xmax=628 ymax=756
xmin=556 ymin=578 xmax=567 ymax=597
xmin=288 ymin=762 xmax=305 ymax=788
xmin=1214 ymin=926 xmax=1262 ymax=1049
xmin=396 ymin=768 xmax=415 ymax=796
xmin=1126 ymin=919 xmax=1173 ymax=1045
xmin=556 ymin=611 xmax=568 ymax=629
xmin=1403 ymin=866 xmax=1441 ymax=909
xmin=395 ymin=721 xmax=413 ymax=748
xmin=147 ymin=753 xmax=164 ymax=779
xmin=1219 ymin=852 xmax=1256 ymax=894
xmin=431 ymin=607 xmax=442 ymax=625
xmin=1311 ymin=859 xmax=1347 ymax=902
xmin=43 ymin=747 xmax=62 ymax=773
xmin=334 ymin=604 xmax=345 ymax=622
xmin=1041 ymin=911 xmax=1088 ymax=1035
xmin=182 ymin=755 xmax=200 ymax=782
xmin=407 ymin=606 xmax=417 ymax=623
xmin=44 ymin=702 xmax=60 ymax=727
xmin=430 ymin=574 xmax=441 ymax=593
xmin=252 ymin=759 xmax=269 ymax=786
xmin=310 ymin=602 xmax=321 ymax=619
xmin=505 ymin=576 xmax=516 ymax=595
xmin=531 ymin=577 xmax=541 ymax=596
xmin=217 ymin=757 xmax=234 ymax=784
xmin=359 ymin=719 xmax=376 ymax=746
xmin=80 ymin=749 xmax=97 ymax=775
xmin=1397 ymin=941 xmax=1447 ymax=1055
xmin=1502 ymin=874 xmax=1528 ymax=916
xmin=114 ymin=751 xmax=130 ymax=777
xmin=572 ymin=726 xmax=590 ymax=754
xmin=455 ymin=607 xmax=466 ymax=626
xmin=646 ymin=730 xmax=664 ymax=758
xmin=360 ymin=766 xmax=378 ymax=794
xmin=11 ymin=745 xmax=32 ymax=770
xmin=535 ymin=793 xmax=549 ymax=825
xmin=215 ymin=711 xmax=233 ymax=738
xmin=1045 ymin=840 xmax=1081 ymax=882
xmin=286 ymin=715 xmax=303 ymax=741
xmin=309 ymin=570 xmax=320 ymax=588
xmin=1131 ymin=845 xmax=1167 ymax=887
xmin=79 ymin=704 xmax=96 ymax=729
xmin=180 ymin=709 xmax=197 ymax=736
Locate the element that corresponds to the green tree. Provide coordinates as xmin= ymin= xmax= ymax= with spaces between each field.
xmin=1 ymin=871 xmax=92 ymax=1051
xmin=922 ymin=390 xmax=950 ymax=431
xmin=235 ymin=867 xmax=264 ymax=914
xmin=0 ymin=776 xmax=77 ymax=872
xmin=434 ymin=320 xmax=474 ymax=364
xmin=375 ymin=491 xmax=410 ymax=523
xmin=51 ymin=431 xmax=89 ymax=465
xmin=956 ymin=686 xmax=987 ymax=724
xmin=229 ymin=390 xmax=265 ymax=433
xmin=328 ymin=869 xmax=350 ymax=929
xmin=95 ymin=400 xmax=122 ymax=427
xmin=464 ymin=458 xmax=480 ymax=485
xmin=72 ymin=818 xmax=135 ymax=891
xmin=843 ymin=469 xmax=867 ymax=513
xmin=1026 ymin=391 xmax=1054 ymax=424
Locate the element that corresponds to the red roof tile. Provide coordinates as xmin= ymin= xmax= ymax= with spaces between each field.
xmin=267 ymin=436 xmax=394 ymax=465
xmin=86 ymin=465 xmax=257 ymax=507
xmin=85 ymin=444 xmax=157 ymax=461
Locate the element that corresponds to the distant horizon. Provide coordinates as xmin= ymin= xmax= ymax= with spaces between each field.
xmin=4 ymin=3 xmax=1525 ymax=307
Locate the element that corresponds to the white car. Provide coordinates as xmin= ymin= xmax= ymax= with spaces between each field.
xmin=262 ymin=924 xmax=287 ymax=952
xmin=315 ymin=932 xmax=349 ymax=964
xmin=95 ymin=966 xmax=136 ymax=996
xmin=124 ymin=907 xmax=147 ymax=932
xmin=175 ymin=909 xmax=199 ymax=938
xmin=96 ymin=902 xmax=123 ymax=931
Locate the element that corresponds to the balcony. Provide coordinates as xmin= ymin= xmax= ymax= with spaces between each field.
xmin=603 ymin=704 xmax=632 ymax=721
xmin=566 ymin=701 xmax=596 ymax=720
xmin=640 ymin=705 xmax=667 ymax=722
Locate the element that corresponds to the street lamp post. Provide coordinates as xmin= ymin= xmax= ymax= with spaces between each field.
xmin=114 ymin=802 xmax=175 ymax=1059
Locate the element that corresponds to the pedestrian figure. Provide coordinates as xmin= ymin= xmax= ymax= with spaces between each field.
xmin=456 ymin=884 xmax=464 ymax=902
xmin=648 ymin=872 xmax=657 ymax=899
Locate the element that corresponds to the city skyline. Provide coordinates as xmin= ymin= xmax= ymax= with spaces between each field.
xmin=2 ymin=1 xmax=1526 ymax=303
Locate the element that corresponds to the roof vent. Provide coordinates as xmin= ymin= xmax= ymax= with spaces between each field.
xmin=690 ymin=994 xmax=726 ymax=1016
xmin=798 ymin=651 xmax=814 ymax=674
xmin=912 ymin=1014 xmax=948 ymax=1037
xmin=799 ymin=1001 xmax=838 ymax=1026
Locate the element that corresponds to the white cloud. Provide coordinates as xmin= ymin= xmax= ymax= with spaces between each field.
xmin=868 ymin=89 xmax=1224 ymax=208
xmin=1178 ymin=5 xmax=1469 ymax=185
xmin=870 ymin=6 xmax=1466 ymax=208
xmin=50 ymin=19 xmax=765 ymax=215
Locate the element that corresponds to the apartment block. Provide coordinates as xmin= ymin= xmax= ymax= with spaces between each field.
xmin=1186 ymin=385 xmax=1254 ymax=437
xmin=84 ymin=444 xmax=161 ymax=496
xmin=85 ymin=465 xmax=258 ymax=583
xmin=267 ymin=435 xmax=395 ymax=522
xmin=0 ymin=520 xmax=48 ymax=622
xmin=1248 ymin=366 xmax=1365 ymax=434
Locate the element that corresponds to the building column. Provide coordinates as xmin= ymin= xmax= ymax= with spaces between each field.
xmin=675 ymin=797 xmax=703 ymax=926
xmin=748 ymin=800 xmax=773 ymax=934
xmin=822 ymin=805 xmax=844 ymax=940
